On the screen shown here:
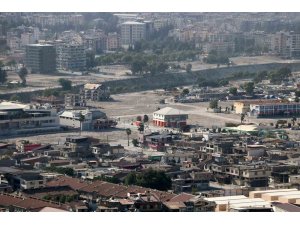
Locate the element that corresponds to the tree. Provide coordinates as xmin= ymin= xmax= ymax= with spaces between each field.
xmin=0 ymin=67 xmax=7 ymax=84
xmin=130 ymin=59 xmax=147 ymax=75
xmin=244 ymin=82 xmax=255 ymax=95
xmin=143 ymin=115 xmax=149 ymax=123
xmin=292 ymin=117 xmax=297 ymax=126
xmin=269 ymin=67 xmax=292 ymax=84
xmin=9 ymin=94 xmax=21 ymax=102
xmin=78 ymin=112 xmax=85 ymax=136
xmin=209 ymin=99 xmax=218 ymax=109
xmin=138 ymin=123 xmax=144 ymax=133
xmin=181 ymin=88 xmax=189 ymax=96
xmin=132 ymin=138 xmax=139 ymax=147
xmin=18 ymin=67 xmax=28 ymax=85
xmin=241 ymin=113 xmax=245 ymax=124
xmin=58 ymin=78 xmax=72 ymax=90
xmin=44 ymin=166 xmax=74 ymax=176
xmin=6 ymin=60 xmax=16 ymax=68
xmin=125 ymin=172 xmax=137 ymax=185
xmin=124 ymin=169 xmax=172 ymax=191
xmin=185 ymin=63 xmax=192 ymax=73
xmin=218 ymin=79 xmax=229 ymax=86
xmin=126 ymin=128 xmax=132 ymax=146
xmin=43 ymin=89 xmax=59 ymax=97
xmin=254 ymin=70 xmax=268 ymax=83
xmin=229 ymin=87 xmax=237 ymax=95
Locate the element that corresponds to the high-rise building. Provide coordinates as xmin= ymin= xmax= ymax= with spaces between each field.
xmin=290 ymin=32 xmax=300 ymax=58
xmin=56 ymin=43 xmax=86 ymax=71
xmin=121 ymin=21 xmax=146 ymax=48
xmin=25 ymin=44 xmax=56 ymax=74
xmin=271 ymin=31 xmax=300 ymax=58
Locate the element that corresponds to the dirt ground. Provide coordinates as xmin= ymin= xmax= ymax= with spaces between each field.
xmin=97 ymin=90 xmax=278 ymax=127
xmin=2 ymin=89 xmax=297 ymax=145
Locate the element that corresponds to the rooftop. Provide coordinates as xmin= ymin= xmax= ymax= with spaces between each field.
xmin=0 ymin=102 xmax=28 ymax=111
xmin=26 ymin=44 xmax=54 ymax=47
xmin=122 ymin=21 xmax=145 ymax=25
xmin=271 ymin=202 xmax=300 ymax=212
xmin=84 ymin=83 xmax=102 ymax=90
xmin=154 ymin=107 xmax=187 ymax=116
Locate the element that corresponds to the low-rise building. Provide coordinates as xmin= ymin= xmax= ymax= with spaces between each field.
xmin=0 ymin=102 xmax=59 ymax=136
xmin=152 ymin=107 xmax=188 ymax=128
xmin=249 ymin=101 xmax=300 ymax=117
xmin=59 ymin=109 xmax=106 ymax=131
xmin=82 ymin=83 xmax=110 ymax=101
xmin=64 ymin=94 xmax=86 ymax=108
xmin=18 ymin=173 xmax=45 ymax=190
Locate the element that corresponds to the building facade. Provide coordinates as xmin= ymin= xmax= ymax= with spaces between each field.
xmin=64 ymin=94 xmax=86 ymax=108
xmin=152 ymin=107 xmax=188 ymax=128
xmin=106 ymin=32 xmax=120 ymax=51
xmin=82 ymin=83 xmax=110 ymax=101
xmin=56 ymin=43 xmax=86 ymax=71
xmin=121 ymin=21 xmax=146 ymax=48
xmin=25 ymin=44 xmax=56 ymax=74
xmin=249 ymin=102 xmax=300 ymax=117
xmin=0 ymin=102 xmax=59 ymax=136
xmin=59 ymin=109 xmax=106 ymax=131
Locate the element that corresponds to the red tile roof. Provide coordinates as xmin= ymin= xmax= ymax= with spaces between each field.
xmin=0 ymin=193 xmax=70 ymax=211
xmin=0 ymin=194 xmax=23 ymax=207
xmin=46 ymin=176 xmax=176 ymax=201
xmin=169 ymin=193 xmax=195 ymax=203
xmin=46 ymin=176 xmax=88 ymax=190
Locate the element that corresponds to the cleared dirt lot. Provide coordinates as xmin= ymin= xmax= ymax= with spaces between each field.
xmin=2 ymin=89 xmax=295 ymax=144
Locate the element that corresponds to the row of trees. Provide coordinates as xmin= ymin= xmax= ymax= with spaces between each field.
xmin=130 ymin=60 xmax=169 ymax=76
xmin=203 ymin=50 xmax=230 ymax=65
xmin=252 ymin=67 xmax=292 ymax=84
xmin=95 ymin=49 xmax=198 ymax=69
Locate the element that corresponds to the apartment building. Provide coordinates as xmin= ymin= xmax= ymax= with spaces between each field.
xmin=64 ymin=93 xmax=86 ymax=108
xmin=83 ymin=34 xmax=107 ymax=53
xmin=204 ymin=163 xmax=271 ymax=187
xmin=106 ymin=32 xmax=120 ymax=51
xmin=271 ymin=31 xmax=300 ymax=58
xmin=18 ymin=173 xmax=45 ymax=190
xmin=56 ymin=43 xmax=86 ymax=71
xmin=82 ymin=83 xmax=110 ymax=101
xmin=121 ymin=21 xmax=146 ymax=48
xmin=25 ymin=44 xmax=56 ymax=73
